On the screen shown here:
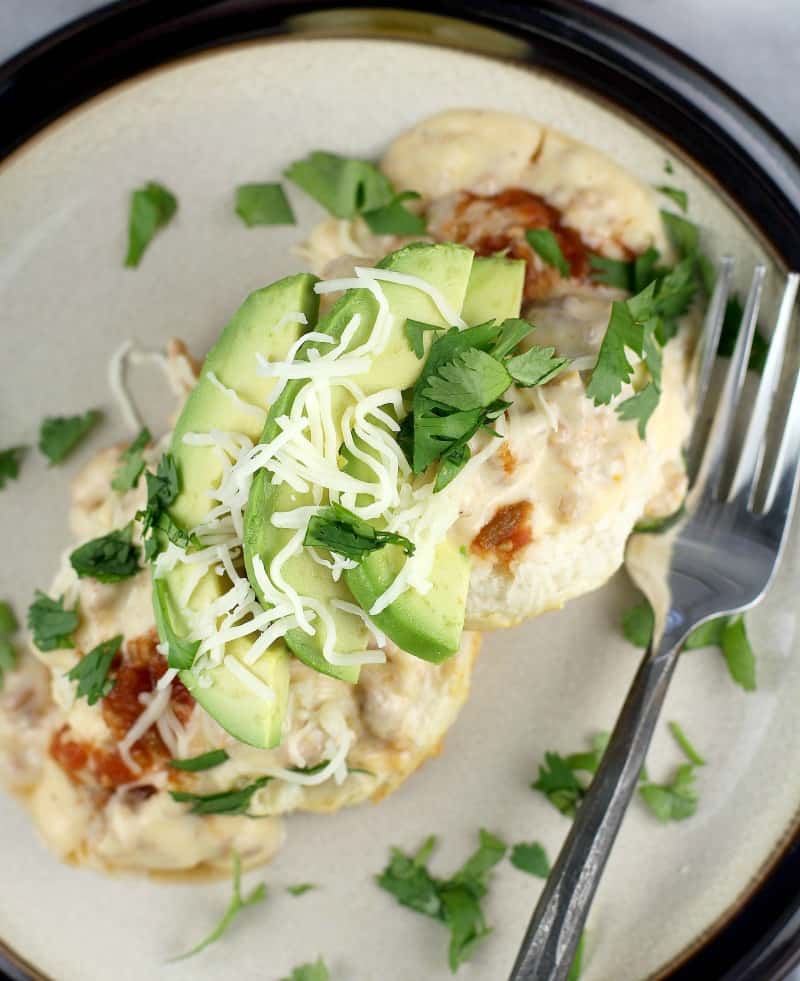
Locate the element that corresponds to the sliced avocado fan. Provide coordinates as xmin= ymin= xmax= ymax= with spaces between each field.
xmin=153 ymin=274 xmax=319 ymax=749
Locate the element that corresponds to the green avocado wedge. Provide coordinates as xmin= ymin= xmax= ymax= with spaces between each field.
xmin=152 ymin=273 xmax=320 ymax=748
xmin=461 ymin=255 xmax=526 ymax=326
xmin=244 ymin=243 xmax=482 ymax=670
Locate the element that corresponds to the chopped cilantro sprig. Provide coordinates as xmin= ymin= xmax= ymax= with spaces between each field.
xmin=171 ymin=851 xmax=266 ymax=961
xmin=39 ymin=411 xmax=101 ymax=464
xmin=66 ymin=634 xmax=121 ymax=705
xmin=111 ymin=427 xmax=151 ymax=492
xmin=27 ymin=591 xmax=79 ymax=652
xmin=136 ymin=452 xmax=195 ymax=560
xmin=376 ymin=829 xmax=507 ymax=972
xmin=407 ymin=317 xmax=569 ymax=489
xmin=69 ymin=522 xmax=141 ymax=583
xmin=0 ymin=602 xmax=19 ymax=690
xmin=304 ymin=503 xmax=415 ymax=563
xmin=284 ymin=151 xmax=425 ymax=235
xmin=0 ymin=446 xmax=27 ymax=489
xmin=125 ymin=181 xmax=177 ymax=268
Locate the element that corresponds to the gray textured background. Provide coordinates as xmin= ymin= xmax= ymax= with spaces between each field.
xmin=2 ymin=1 xmax=799 ymax=978
xmin=2 ymin=0 xmax=799 ymax=145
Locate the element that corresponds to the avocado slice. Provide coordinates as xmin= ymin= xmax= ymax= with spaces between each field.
xmin=153 ymin=273 xmax=320 ymax=748
xmin=461 ymin=255 xmax=526 ymax=326
xmin=244 ymin=243 xmax=475 ymax=671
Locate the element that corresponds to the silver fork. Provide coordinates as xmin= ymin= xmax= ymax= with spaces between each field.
xmin=509 ymin=262 xmax=800 ymax=981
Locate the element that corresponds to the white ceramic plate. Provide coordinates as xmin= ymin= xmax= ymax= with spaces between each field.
xmin=1 ymin=26 xmax=799 ymax=981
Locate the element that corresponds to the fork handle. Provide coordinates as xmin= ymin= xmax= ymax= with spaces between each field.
xmin=509 ymin=634 xmax=682 ymax=981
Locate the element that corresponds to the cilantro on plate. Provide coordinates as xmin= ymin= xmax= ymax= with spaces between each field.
xmin=27 ymin=591 xmax=79 ymax=652
xmin=235 ymin=183 xmax=296 ymax=226
xmin=69 ymin=522 xmax=141 ymax=583
xmin=0 ymin=601 xmax=19 ymax=691
xmin=510 ymin=841 xmax=550 ymax=879
xmin=376 ymin=829 xmax=507 ymax=972
xmin=170 ymin=776 xmax=271 ymax=816
xmin=125 ymin=181 xmax=177 ymax=268
xmin=304 ymin=503 xmax=415 ymax=563
xmin=525 ymin=228 xmax=570 ymax=277
xmin=66 ymin=634 xmax=121 ymax=705
xmin=136 ymin=452 xmax=194 ymax=560
xmin=280 ymin=958 xmax=330 ymax=981
xmin=0 ymin=446 xmax=27 ymax=489
xmin=111 ymin=427 xmax=151 ymax=492
xmin=655 ymin=185 xmax=688 ymax=212
xmin=286 ymin=883 xmax=317 ymax=897
xmin=169 ymin=749 xmax=230 ymax=772
xmin=284 ymin=151 xmax=425 ymax=235
xmin=171 ymin=851 xmax=266 ymax=961
xmin=38 ymin=411 xmax=101 ymax=464
xmin=620 ymin=598 xmax=756 ymax=691
xmin=408 ymin=317 xmax=569 ymax=488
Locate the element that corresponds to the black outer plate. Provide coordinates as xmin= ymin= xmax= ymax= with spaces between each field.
xmin=2 ymin=3 xmax=800 ymax=980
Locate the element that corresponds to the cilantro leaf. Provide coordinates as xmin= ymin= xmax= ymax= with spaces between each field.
xmin=621 ymin=601 xmax=655 ymax=648
xmin=664 ymin=159 xmax=675 ymax=175
xmin=0 ymin=446 xmax=27 ymax=489
xmin=27 ymin=591 xmax=79 ymax=652
xmin=169 ymin=749 xmax=230 ymax=772
xmin=284 ymin=151 xmax=394 ymax=219
xmin=235 ymin=183 xmax=295 ymax=226
xmin=668 ymin=721 xmax=706 ymax=767
xmin=125 ymin=181 xmax=177 ymax=268
xmin=488 ymin=318 xmax=536 ymax=359
xmin=287 ymin=883 xmax=317 ymax=897
xmin=404 ymin=319 xmax=445 ymax=359
xmin=281 ymin=958 xmax=329 ymax=981
xmin=0 ymin=602 xmax=19 ymax=691
xmin=639 ymin=763 xmax=698 ymax=822
xmin=660 ymin=210 xmax=698 ymax=258
xmin=172 ymin=851 xmax=266 ymax=961
xmin=304 ymin=503 xmax=414 ymax=562
xmin=656 ymin=186 xmax=688 ymax=212
xmin=585 ymin=300 xmax=641 ymax=404
xmin=376 ymin=837 xmax=442 ymax=917
xmin=0 ymin=639 xmax=16 ymax=691
xmin=136 ymin=453 xmax=192 ymax=561
xmin=363 ymin=191 xmax=427 ymax=235
xmin=616 ymin=382 xmax=660 ymax=438
xmin=532 ymin=751 xmax=587 ymax=818
xmin=720 ymin=616 xmax=756 ymax=691
xmin=423 ymin=349 xmax=512 ymax=411
xmin=66 ymin=634 xmax=120 ymax=705
xmin=510 ymin=841 xmax=550 ymax=878
xmin=526 ymin=228 xmax=570 ymax=277
xmin=568 ymin=932 xmax=586 ymax=981
xmin=38 ymin=411 xmax=101 ymax=464
xmin=69 ymin=522 xmax=141 ymax=583
xmin=507 ymin=345 xmax=570 ymax=388
xmin=376 ymin=830 xmax=505 ymax=972
xmin=588 ymin=253 xmax=633 ymax=290
xmin=0 ymin=601 xmax=18 ymax=637
xmin=434 ymin=443 xmax=471 ymax=492
xmin=111 ymin=427 xmax=151 ymax=492
xmin=170 ymin=776 xmax=271 ymax=816
xmin=682 ymin=617 xmax=728 ymax=650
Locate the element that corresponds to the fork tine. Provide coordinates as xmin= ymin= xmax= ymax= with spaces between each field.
xmin=696 ymin=265 xmax=766 ymax=496
xmin=685 ymin=257 xmax=733 ymax=482
xmin=695 ymin=256 xmax=734 ymax=415
xmin=729 ymin=273 xmax=800 ymax=507
xmin=763 ymin=287 xmax=800 ymax=530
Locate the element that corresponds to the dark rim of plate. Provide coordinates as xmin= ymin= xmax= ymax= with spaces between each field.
xmin=2 ymin=2 xmax=800 ymax=979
